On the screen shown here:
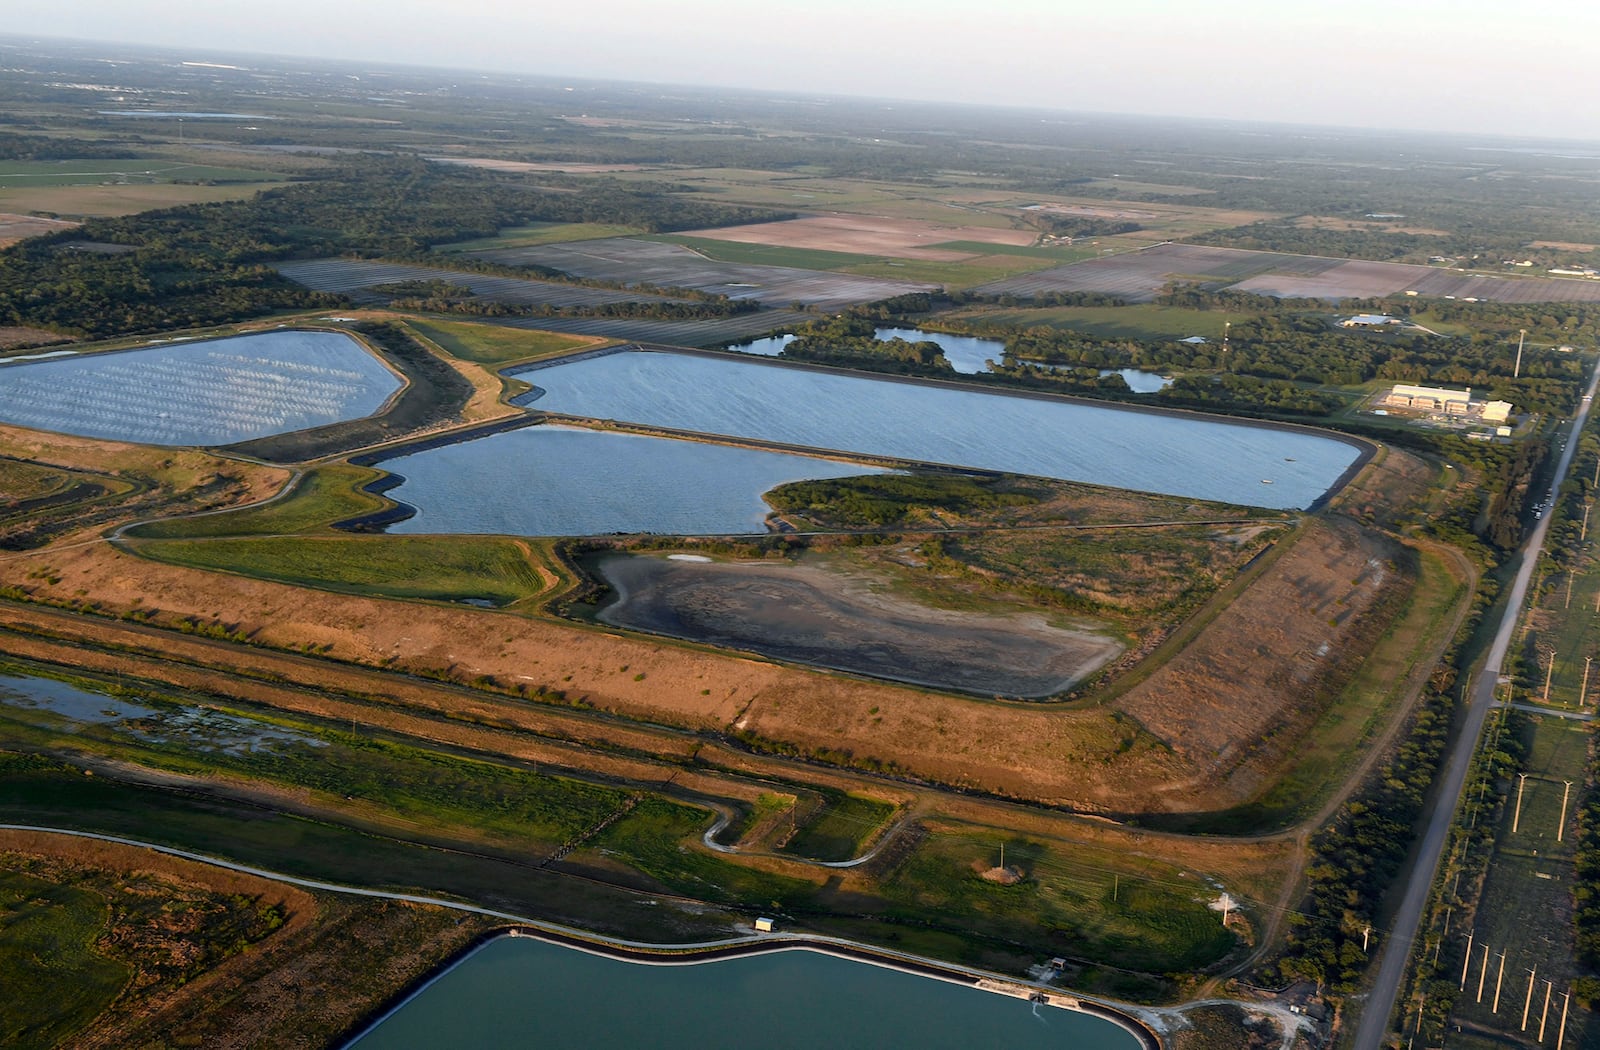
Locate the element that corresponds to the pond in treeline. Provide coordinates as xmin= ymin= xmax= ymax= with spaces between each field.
xmin=728 ymin=330 xmax=1172 ymax=389
xmin=382 ymin=424 xmax=885 ymax=536
xmin=728 ymin=326 xmax=1003 ymax=374
xmin=513 ymin=349 xmax=1360 ymax=510
xmin=347 ymin=936 xmax=1145 ymax=1050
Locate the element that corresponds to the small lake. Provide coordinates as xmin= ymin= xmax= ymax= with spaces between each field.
xmin=515 ymin=350 xmax=1360 ymax=509
xmin=348 ymin=936 xmax=1142 ymax=1049
xmin=0 ymin=330 xmax=400 ymax=446
xmin=383 ymin=425 xmax=884 ymax=536
xmin=728 ymin=327 xmax=1003 ymax=374
xmin=1101 ymin=367 xmax=1172 ymax=393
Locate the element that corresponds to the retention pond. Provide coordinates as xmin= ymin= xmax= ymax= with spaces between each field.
xmin=348 ymin=935 xmax=1145 ymax=1050
xmin=0 ymin=330 xmax=400 ymax=446
xmin=513 ymin=349 xmax=1360 ymax=510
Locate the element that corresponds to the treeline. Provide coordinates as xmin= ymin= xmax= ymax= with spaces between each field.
xmin=0 ymin=132 xmax=138 ymax=160
xmin=976 ymin=303 xmax=1584 ymax=417
xmin=766 ymin=473 xmax=1038 ymax=529
xmin=1023 ymin=213 xmax=1142 ymax=239
xmin=1157 ymin=374 xmax=1341 ymax=416
xmin=781 ymin=314 xmax=953 ymax=375
xmin=1575 ymin=724 xmax=1600 ymax=1004
xmin=0 ymin=157 xmax=791 ymax=338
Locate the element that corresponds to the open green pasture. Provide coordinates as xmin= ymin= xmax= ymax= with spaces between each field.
xmin=127 ymin=464 xmax=383 ymax=539
xmin=930 ymin=240 xmax=1098 ymax=263
xmin=127 ymin=534 xmax=550 ymax=606
xmin=0 ymin=158 xmax=287 ymax=186
xmin=0 ymin=870 xmax=126 ymax=1050
xmin=782 ymin=792 xmax=898 ymax=863
xmin=407 ymin=317 xmax=604 ymax=366
xmin=652 ymin=233 xmax=883 ymax=272
xmin=877 ymin=827 xmax=1235 ymax=976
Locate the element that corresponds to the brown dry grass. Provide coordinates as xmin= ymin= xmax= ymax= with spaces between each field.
xmin=0 ymin=183 xmax=284 ymax=219
xmin=0 ymin=211 xmax=77 ymax=246
xmin=684 ymin=213 xmax=1037 ymax=260
xmin=0 ymin=327 xmax=69 ymax=349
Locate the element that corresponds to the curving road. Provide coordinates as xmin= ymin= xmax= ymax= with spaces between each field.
xmin=1353 ymin=363 xmax=1599 ymax=1048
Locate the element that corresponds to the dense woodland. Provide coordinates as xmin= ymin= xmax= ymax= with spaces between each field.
xmin=0 ymin=158 xmax=787 ymax=338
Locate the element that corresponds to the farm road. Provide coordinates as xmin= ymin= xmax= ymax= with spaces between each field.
xmin=1352 ymin=361 xmax=1599 ymax=1048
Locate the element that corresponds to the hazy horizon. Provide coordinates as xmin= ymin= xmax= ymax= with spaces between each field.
xmin=6 ymin=1 xmax=1598 ymax=143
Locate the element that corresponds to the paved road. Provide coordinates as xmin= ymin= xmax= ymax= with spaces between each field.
xmin=1353 ymin=364 xmax=1599 ymax=1048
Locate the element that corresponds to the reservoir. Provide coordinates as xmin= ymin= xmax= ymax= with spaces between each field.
xmin=514 ymin=349 xmax=1360 ymax=510
xmin=348 ymin=936 xmax=1144 ymax=1050
xmin=0 ymin=330 xmax=400 ymax=446
xmin=383 ymin=425 xmax=884 ymax=536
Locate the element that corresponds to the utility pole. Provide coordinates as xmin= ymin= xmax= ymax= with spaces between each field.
xmin=1515 ymin=329 xmax=1526 ymax=378
xmin=1584 ymin=501 xmax=1593 ymax=541
xmin=1462 ymin=928 xmax=1475 ymax=989
xmin=1363 ymin=923 xmax=1372 ymax=952
xmin=1582 ymin=655 xmax=1594 ymax=707
xmin=1476 ymin=942 xmax=1490 ymax=1002
xmin=1557 ymin=990 xmax=1572 ymax=1050
xmin=1493 ymin=951 xmax=1506 ymax=1012
xmin=1567 ymin=570 xmax=1576 ymax=609
xmin=1523 ymin=966 xmax=1538 ymax=1032
xmin=1559 ymin=780 xmax=1573 ymax=842
xmin=1544 ymin=647 xmax=1556 ymax=703
xmin=1539 ymin=979 xmax=1553 ymax=1041
xmin=1513 ymin=772 xmax=1530 ymax=833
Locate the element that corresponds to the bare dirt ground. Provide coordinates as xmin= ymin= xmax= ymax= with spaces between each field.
xmin=0 ymin=211 xmax=77 ymax=247
xmin=0 ymin=327 xmax=69 ymax=349
xmin=682 ymin=213 xmax=1037 ymax=260
xmin=592 ymin=552 xmax=1121 ymax=697
xmin=1116 ymin=516 xmax=1411 ymax=810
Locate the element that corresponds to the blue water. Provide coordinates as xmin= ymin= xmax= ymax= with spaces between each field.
xmin=384 ymin=425 xmax=884 ymax=536
xmin=0 ymin=330 xmax=400 ymax=446
xmin=514 ymin=350 xmax=1358 ymax=509
xmin=874 ymin=326 xmax=1005 ymax=373
xmin=349 ymin=937 xmax=1141 ymax=1050
xmin=727 ymin=327 xmax=1003 ymax=374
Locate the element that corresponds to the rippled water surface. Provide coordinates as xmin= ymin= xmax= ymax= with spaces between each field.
xmin=516 ymin=350 xmax=1358 ymax=509
xmin=0 ymin=330 xmax=399 ymax=445
xmin=385 ymin=425 xmax=884 ymax=536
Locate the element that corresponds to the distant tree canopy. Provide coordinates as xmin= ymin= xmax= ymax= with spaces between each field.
xmin=0 ymin=132 xmax=138 ymax=161
xmin=0 ymin=157 xmax=791 ymax=339
xmin=781 ymin=313 xmax=954 ymax=375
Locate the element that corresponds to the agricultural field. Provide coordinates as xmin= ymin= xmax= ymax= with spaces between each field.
xmin=978 ymin=241 xmax=1600 ymax=305
xmin=477 ymin=236 xmax=939 ymax=310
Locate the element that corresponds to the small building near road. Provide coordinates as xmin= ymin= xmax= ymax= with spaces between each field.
xmin=754 ymin=917 xmax=776 ymax=933
xmin=1341 ymin=313 xmax=1403 ymax=328
xmin=1383 ymin=384 xmax=1473 ymax=414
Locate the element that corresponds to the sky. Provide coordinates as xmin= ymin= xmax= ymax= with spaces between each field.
xmin=12 ymin=0 xmax=1600 ymax=140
